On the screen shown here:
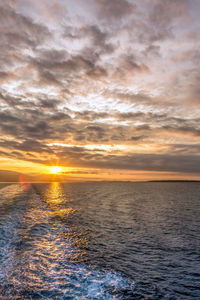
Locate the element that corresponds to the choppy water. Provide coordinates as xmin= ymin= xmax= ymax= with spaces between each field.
xmin=0 ymin=182 xmax=199 ymax=299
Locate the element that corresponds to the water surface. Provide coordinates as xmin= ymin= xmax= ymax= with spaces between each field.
xmin=0 ymin=182 xmax=199 ymax=299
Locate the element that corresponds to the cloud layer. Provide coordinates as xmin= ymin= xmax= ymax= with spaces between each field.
xmin=1 ymin=0 xmax=200 ymax=178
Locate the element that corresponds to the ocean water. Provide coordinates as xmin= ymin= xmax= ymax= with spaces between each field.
xmin=0 ymin=182 xmax=199 ymax=299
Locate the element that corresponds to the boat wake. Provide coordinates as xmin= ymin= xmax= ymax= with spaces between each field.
xmin=0 ymin=184 xmax=134 ymax=299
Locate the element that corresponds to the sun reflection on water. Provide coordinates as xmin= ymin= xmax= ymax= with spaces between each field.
xmin=45 ymin=182 xmax=75 ymax=219
xmin=44 ymin=182 xmax=88 ymax=263
xmin=46 ymin=182 xmax=65 ymax=205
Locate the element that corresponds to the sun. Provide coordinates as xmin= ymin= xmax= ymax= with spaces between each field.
xmin=50 ymin=166 xmax=62 ymax=174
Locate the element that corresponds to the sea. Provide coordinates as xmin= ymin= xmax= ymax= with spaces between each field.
xmin=0 ymin=182 xmax=199 ymax=299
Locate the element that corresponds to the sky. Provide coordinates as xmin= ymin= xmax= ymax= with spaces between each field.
xmin=1 ymin=0 xmax=200 ymax=181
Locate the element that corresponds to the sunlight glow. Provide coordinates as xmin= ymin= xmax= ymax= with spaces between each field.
xmin=50 ymin=166 xmax=62 ymax=174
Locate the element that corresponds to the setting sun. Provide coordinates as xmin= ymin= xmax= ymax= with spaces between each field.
xmin=50 ymin=166 xmax=62 ymax=174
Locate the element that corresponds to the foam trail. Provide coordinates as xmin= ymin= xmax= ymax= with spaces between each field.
xmin=0 ymin=185 xmax=134 ymax=299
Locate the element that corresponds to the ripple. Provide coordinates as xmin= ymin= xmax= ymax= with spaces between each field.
xmin=1 ymin=182 xmax=200 ymax=299
xmin=0 ymin=184 xmax=134 ymax=299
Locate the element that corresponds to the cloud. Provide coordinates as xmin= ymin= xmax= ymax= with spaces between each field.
xmin=95 ymin=0 xmax=135 ymax=21
xmin=1 ymin=0 xmax=200 ymax=178
xmin=0 ymin=2 xmax=51 ymax=55
xmin=49 ymin=146 xmax=200 ymax=174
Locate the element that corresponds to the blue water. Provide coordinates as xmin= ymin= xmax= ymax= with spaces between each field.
xmin=0 ymin=182 xmax=199 ymax=299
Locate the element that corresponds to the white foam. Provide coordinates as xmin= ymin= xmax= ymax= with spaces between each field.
xmin=0 ymin=186 xmax=134 ymax=299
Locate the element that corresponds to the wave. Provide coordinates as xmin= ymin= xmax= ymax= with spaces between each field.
xmin=0 ymin=184 xmax=134 ymax=299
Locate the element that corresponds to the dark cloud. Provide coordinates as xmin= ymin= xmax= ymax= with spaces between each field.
xmin=0 ymin=105 xmax=72 ymax=141
xmin=0 ymin=3 xmax=51 ymax=45
xmin=63 ymin=24 xmax=114 ymax=56
xmin=0 ymin=139 xmax=52 ymax=154
xmin=28 ymin=48 xmax=109 ymax=88
xmin=0 ymin=91 xmax=22 ymax=107
xmin=0 ymin=3 xmax=51 ymax=71
xmin=95 ymin=0 xmax=135 ymax=20
xmin=48 ymin=145 xmax=200 ymax=174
